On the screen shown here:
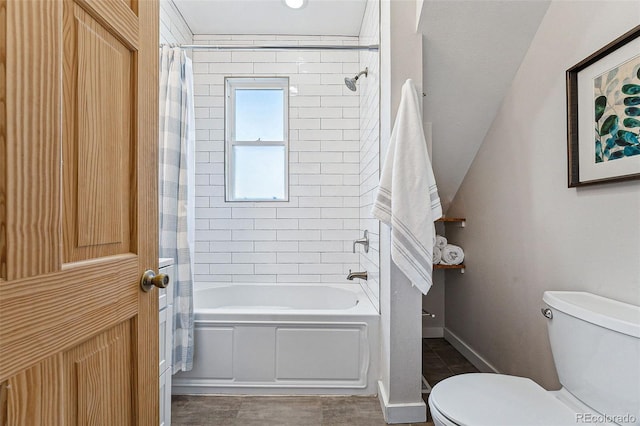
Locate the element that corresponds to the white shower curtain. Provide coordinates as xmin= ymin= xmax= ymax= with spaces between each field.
xmin=159 ymin=46 xmax=195 ymax=373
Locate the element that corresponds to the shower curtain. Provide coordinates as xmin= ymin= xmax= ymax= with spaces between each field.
xmin=159 ymin=46 xmax=195 ymax=373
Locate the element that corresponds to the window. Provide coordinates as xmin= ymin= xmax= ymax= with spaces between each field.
xmin=225 ymin=77 xmax=289 ymax=201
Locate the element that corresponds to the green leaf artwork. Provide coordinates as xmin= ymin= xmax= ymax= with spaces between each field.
xmin=594 ymin=54 xmax=640 ymax=163
xmin=599 ymin=115 xmax=618 ymax=136
xmin=624 ymin=117 xmax=640 ymax=127
xmin=595 ymin=95 xmax=607 ymax=121
xmin=623 ymin=96 xmax=640 ymax=106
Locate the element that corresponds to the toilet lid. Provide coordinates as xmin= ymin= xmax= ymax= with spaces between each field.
xmin=429 ymin=374 xmax=579 ymax=426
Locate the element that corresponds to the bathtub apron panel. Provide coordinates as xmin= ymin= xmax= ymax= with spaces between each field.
xmin=172 ymin=283 xmax=379 ymax=395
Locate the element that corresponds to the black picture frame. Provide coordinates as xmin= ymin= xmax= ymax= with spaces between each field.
xmin=566 ymin=25 xmax=640 ymax=187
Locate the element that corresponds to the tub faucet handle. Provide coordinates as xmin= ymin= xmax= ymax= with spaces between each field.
xmin=353 ymin=230 xmax=369 ymax=253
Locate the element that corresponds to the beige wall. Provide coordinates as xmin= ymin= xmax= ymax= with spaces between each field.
xmin=445 ymin=0 xmax=640 ymax=390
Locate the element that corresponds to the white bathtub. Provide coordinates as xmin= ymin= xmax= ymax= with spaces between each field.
xmin=172 ymin=283 xmax=379 ymax=395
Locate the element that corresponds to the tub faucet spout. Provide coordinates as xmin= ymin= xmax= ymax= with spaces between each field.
xmin=347 ymin=269 xmax=368 ymax=281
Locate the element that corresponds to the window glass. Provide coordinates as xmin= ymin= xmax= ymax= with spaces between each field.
xmin=225 ymin=77 xmax=289 ymax=202
xmin=235 ymin=89 xmax=284 ymax=141
xmin=233 ymin=145 xmax=286 ymax=200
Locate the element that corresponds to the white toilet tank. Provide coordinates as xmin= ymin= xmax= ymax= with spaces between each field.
xmin=544 ymin=291 xmax=640 ymax=424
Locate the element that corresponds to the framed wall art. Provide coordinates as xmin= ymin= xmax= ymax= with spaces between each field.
xmin=567 ymin=25 xmax=640 ymax=187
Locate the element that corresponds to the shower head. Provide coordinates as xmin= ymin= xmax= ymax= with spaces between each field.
xmin=344 ymin=67 xmax=368 ymax=91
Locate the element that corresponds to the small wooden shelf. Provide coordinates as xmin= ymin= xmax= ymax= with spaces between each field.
xmin=434 ymin=264 xmax=464 ymax=269
xmin=434 ymin=264 xmax=465 ymax=273
xmin=436 ymin=217 xmax=465 ymax=222
xmin=435 ymin=217 xmax=466 ymax=272
xmin=436 ymin=217 xmax=466 ymax=227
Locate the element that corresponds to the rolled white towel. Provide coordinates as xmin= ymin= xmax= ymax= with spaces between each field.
xmin=435 ymin=235 xmax=447 ymax=249
xmin=441 ymin=244 xmax=464 ymax=265
xmin=433 ymin=246 xmax=442 ymax=265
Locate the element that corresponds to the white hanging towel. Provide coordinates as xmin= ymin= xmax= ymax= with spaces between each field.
xmin=371 ymin=79 xmax=442 ymax=295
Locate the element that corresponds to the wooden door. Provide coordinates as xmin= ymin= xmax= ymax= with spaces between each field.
xmin=0 ymin=0 xmax=159 ymax=424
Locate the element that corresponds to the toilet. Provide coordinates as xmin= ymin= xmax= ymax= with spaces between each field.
xmin=428 ymin=291 xmax=640 ymax=426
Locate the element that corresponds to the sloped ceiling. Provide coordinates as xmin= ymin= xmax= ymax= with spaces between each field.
xmin=419 ymin=0 xmax=550 ymax=210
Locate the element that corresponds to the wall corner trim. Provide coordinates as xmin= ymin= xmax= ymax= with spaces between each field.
xmin=377 ymin=381 xmax=426 ymax=424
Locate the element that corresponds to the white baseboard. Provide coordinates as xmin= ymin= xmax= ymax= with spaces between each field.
xmin=377 ymin=380 xmax=426 ymax=424
xmin=443 ymin=328 xmax=500 ymax=373
xmin=422 ymin=326 xmax=443 ymax=338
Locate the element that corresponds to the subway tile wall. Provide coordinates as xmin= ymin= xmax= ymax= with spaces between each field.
xmin=359 ymin=0 xmax=380 ymax=307
xmin=160 ymin=0 xmax=192 ymax=45
xmin=192 ymin=34 xmax=367 ymax=285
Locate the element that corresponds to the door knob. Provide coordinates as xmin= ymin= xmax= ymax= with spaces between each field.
xmin=140 ymin=269 xmax=169 ymax=292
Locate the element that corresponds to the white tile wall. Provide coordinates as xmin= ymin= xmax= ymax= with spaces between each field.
xmin=161 ymin=0 xmax=380 ymax=302
xmin=192 ymin=34 xmax=367 ymax=285
xmin=160 ymin=0 xmax=192 ymax=45
xmin=359 ymin=0 xmax=381 ymax=307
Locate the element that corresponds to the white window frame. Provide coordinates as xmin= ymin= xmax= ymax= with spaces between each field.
xmin=225 ymin=77 xmax=289 ymax=202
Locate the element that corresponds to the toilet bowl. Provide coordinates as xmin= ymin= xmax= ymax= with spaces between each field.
xmin=428 ymin=374 xmax=598 ymax=426
xmin=428 ymin=291 xmax=640 ymax=426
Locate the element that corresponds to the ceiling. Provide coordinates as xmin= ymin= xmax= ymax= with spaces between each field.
xmin=172 ymin=0 xmax=368 ymax=36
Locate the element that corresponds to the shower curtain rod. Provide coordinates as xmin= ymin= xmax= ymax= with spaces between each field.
xmin=160 ymin=43 xmax=379 ymax=51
